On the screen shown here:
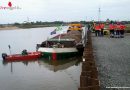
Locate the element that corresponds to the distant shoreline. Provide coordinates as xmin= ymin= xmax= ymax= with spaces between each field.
xmin=0 ymin=25 xmax=130 ymax=33
xmin=0 ymin=24 xmax=68 ymax=30
xmin=0 ymin=25 xmax=55 ymax=30
xmin=0 ymin=26 xmax=20 ymax=30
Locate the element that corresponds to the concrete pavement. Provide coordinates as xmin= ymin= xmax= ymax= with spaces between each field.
xmin=92 ymin=34 xmax=130 ymax=90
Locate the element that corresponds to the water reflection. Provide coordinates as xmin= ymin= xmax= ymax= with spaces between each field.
xmin=2 ymin=56 xmax=82 ymax=72
xmin=2 ymin=59 xmax=38 ymax=66
xmin=38 ymin=56 xmax=82 ymax=72
xmin=2 ymin=59 xmax=38 ymax=73
xmin=1 ymin=56 xmax=82 ymax=90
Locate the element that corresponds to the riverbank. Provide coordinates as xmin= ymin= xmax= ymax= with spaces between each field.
xmin=0 ymin=26 xmax=20 ymax=30
xmin=0 ymin=25 xmax=56 ymax=30
xmin=0 ymin=24 xmax=66 ymax=30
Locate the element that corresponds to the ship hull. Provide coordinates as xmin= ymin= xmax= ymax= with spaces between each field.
xmin=38 ymin=47 xmax=78 ymax=60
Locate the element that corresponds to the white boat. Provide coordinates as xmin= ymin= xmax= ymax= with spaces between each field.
xmin=37 ymin=38 xmax=78 ymax=60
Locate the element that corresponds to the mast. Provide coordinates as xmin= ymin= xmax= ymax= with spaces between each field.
xmin=27 ymin=17 xmax=30 ymax=22
xmin=98 ymin=8 xmax=101 ymax=22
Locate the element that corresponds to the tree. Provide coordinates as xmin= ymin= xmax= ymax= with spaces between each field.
xmin=14 ymin=22 xmax=20 ymax=25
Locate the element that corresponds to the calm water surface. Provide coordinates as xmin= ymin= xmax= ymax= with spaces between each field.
xmin=0 ymin=27 xmax=82 ymax=90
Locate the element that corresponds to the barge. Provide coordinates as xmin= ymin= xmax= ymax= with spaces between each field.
xmin=37 ymin=23 xmax=84 ymax=60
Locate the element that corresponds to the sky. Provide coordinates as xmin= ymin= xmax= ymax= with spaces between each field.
xmin=0 ymin=0 xmax=130 ymax=24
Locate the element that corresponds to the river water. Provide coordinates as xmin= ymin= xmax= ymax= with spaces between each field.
xmin=0 ymin=27 xmax=82 ymax=90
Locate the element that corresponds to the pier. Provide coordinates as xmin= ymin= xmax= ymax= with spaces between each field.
xmin=79 ymin=26 xmax=130 ymax=90
xmin=92 ymin=33 xmax=130 ymax=89
xmin=79 ymin=30 xmax=100 ymax=90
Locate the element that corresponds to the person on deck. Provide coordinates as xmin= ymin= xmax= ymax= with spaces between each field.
xmin=115 ymin=23 xmax=120 ymax=38
xmin=109 ymin=23 xmax=115 ymax=38
xmin=100 ymin=23 xmax=105 ymax=36
xmin=22 ymin=49 xmax=28 ymax=55
xmin=94 ymin=24 xmax=101 ymax=36
xmin=119 ymin=24 xmax=126 ymax=38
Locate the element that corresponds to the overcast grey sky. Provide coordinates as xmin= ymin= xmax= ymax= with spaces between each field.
xmin=0 ymin=0 xmax=130 ymax=24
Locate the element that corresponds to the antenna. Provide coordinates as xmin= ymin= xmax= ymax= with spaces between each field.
xmin=27 ymin=17 xmax=30 ymax=22
xmin=98 ymin=8 xmax=101 ymax=22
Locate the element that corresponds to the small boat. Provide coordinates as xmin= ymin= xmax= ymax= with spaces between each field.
xmin=2 ymin=52 xmax=42 ymax=61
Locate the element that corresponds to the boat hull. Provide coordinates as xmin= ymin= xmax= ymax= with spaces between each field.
xmin=4 ymin=52 xmax=41 ymax=61
xmin=38 ymin=47 xmax=78 ymax=60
